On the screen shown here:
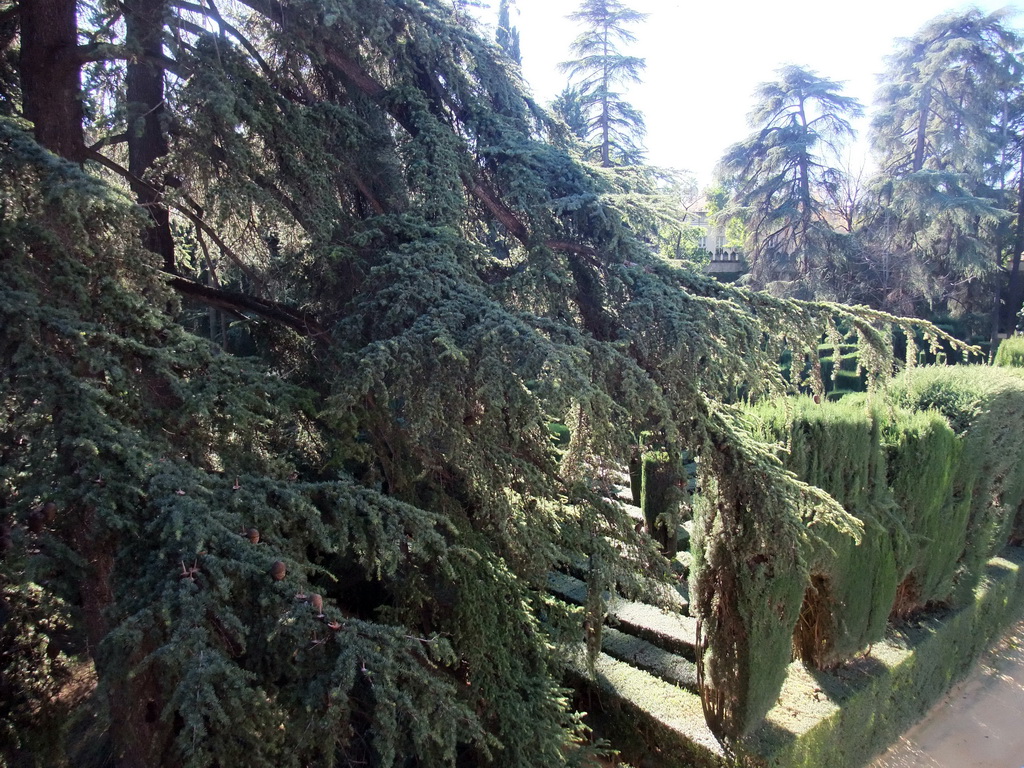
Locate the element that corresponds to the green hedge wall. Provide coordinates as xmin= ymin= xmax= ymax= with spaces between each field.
xmin=747 ymin=549 xmax=1024 ymax=768
xmin=993 ymin=335 xmax=1024 ymax=368
xmin=745 ymin=366 xmax=1024 ymax=664
xmin=879 ymin=406 xmax=961 ymax=614
xmin=746 ymin=367 xmax=1024 ymax=671
xmin=886 ymin=366 xmax=1024 ymax=604
xmin=750 ymin=397 xmax=904 ymax=668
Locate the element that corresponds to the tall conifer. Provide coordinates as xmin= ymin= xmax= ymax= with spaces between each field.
xmin=717 ymin=66 xmax=862 ymax=297
xmin=560 ymin=0 xmax=648 ymax=166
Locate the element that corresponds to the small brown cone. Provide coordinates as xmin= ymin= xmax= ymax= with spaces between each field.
xmin=270 ymin=561 xmax=287 ymax=581
xmin=42 ymin=502 xmax=58 ymax=524
xmin=246 ymin=528 xmax=260 ymax=544
xmin=310 ymin=593 xmax=323 ymax=616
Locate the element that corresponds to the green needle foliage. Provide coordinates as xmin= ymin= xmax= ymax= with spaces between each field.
xmin=718 ymin=66 xmax=863 ymax=297
xmin=559 ymin=0 xmax=648 ymax=166
xmin=1 ymin=0 xmax=970 ymax=762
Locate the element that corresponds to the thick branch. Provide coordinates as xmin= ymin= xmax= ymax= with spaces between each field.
xmin=167 ymin=276 xmax=326 ymax=337
xmin=77 ymin=42 xmax=185 ymax=77
xmin=88 ymin=132 xmax=128 ymax=152
xmin=169 ymin=3 xmax=275 ymax=82
xmin=86 ymin=149 xmax=324 ymax=336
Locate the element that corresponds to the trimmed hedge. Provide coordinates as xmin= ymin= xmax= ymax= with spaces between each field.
xmin=750 ymin=397 xmax=904 ymax=668
xmin=887 ymin=366 xmax=1024 ymax=604
xmin=818 ymin=344 xmax=865 ymax=396
xmin=993 ymin=335 xmax=1024 ymax=368
xmin=569 ymin=549 xmax=1024 ymax=768
xmin=880 ymin=406 xmax=961 ymax=614
xmin=746 ymin=549 xmax=1024 ymax=768
xmin=744 ymin=366 xmax=1024 ymax=672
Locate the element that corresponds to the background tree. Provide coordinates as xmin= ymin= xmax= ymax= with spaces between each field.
xmin=717 ymin=65 xmax=863 ymax=297
xmin=559 ymin=0 xmax=648 ymax=166
xmin=496 ymin=0 xmax=522 ymax=65
xmin=866 ymin=9 xmax=1022 ymax=325
xmin=551 ymin=84 xmax=591 ymax=142
xmin=652 ymin=169 xmax=708 ymax=262
xmin=19 ymin=0 xmax=83 ymax=162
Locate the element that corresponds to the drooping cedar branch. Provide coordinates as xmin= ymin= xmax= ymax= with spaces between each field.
xmin=87 ymin=150 xmax=254 ymax=281
xmin=233 ymin=0 xmax=591 ymax=258
xmin=170 ymin=2 xmax=275 ymax=83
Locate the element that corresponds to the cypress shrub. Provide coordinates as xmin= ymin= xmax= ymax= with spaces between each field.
xmin=993 ymin=335 xmax=1024 ymax=368
xmin=751 ymin=397 xmax=905 ymax=668
xmin=690 ymin=464 xmax=815 ymax=742
xmin=887 ymin=366 xmax=1024 ymax=603
xmin=628 ymin=433 xmax=646 ymax=507
xmin=880 ymin=406 xmax=961 ymax=614
xmin=641 ymin=449 xmax=682 ymax=557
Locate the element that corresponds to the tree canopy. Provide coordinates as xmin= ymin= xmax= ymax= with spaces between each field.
xmin=558 ymin=0 xmax=647 ymax=166
xmin=717 ymin=65 xmax=863 ymax=297
xmin=866 ymin=8 xmax=1022 ymax=320
xmin=1 ymin=1 xmax=957 ymax=765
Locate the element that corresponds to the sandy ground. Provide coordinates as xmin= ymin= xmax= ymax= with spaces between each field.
xmin=871 ymin=622 xmax=1024 ymax=768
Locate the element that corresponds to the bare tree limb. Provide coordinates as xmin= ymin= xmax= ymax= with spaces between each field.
xmin=77 ymin=42 xmax=186 ymax=78
xmin=88 ymin=132 xmax=128 ymax=152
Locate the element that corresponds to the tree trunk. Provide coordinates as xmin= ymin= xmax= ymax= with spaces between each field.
xmin=1005 ymin=148 xmax=1024 ymax=334
xmin=20 ymin=0 xmax=85 ymax=162
xmin=797 ymin=99 xmax=813 ymax=276
xmin=126 ymin=0 xmax=175 ymax=272
xmin=912 ymin=88 xmax=932 ymax=173
xmin=600 ymin=24 xmax=610 ymax=167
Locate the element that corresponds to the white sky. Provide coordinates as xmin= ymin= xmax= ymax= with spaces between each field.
xmin=475 ymin=0 xmax=1021 ymax=186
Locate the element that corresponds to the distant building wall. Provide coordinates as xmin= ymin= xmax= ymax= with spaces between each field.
xmin=689 ymin=210 xmax=747 ymax=278
xmin=705 ymin=249 xmax=747 ymax=275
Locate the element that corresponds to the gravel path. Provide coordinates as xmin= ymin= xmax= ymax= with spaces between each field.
xmin=871 ymin=622 xmax=1024 ymax=768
